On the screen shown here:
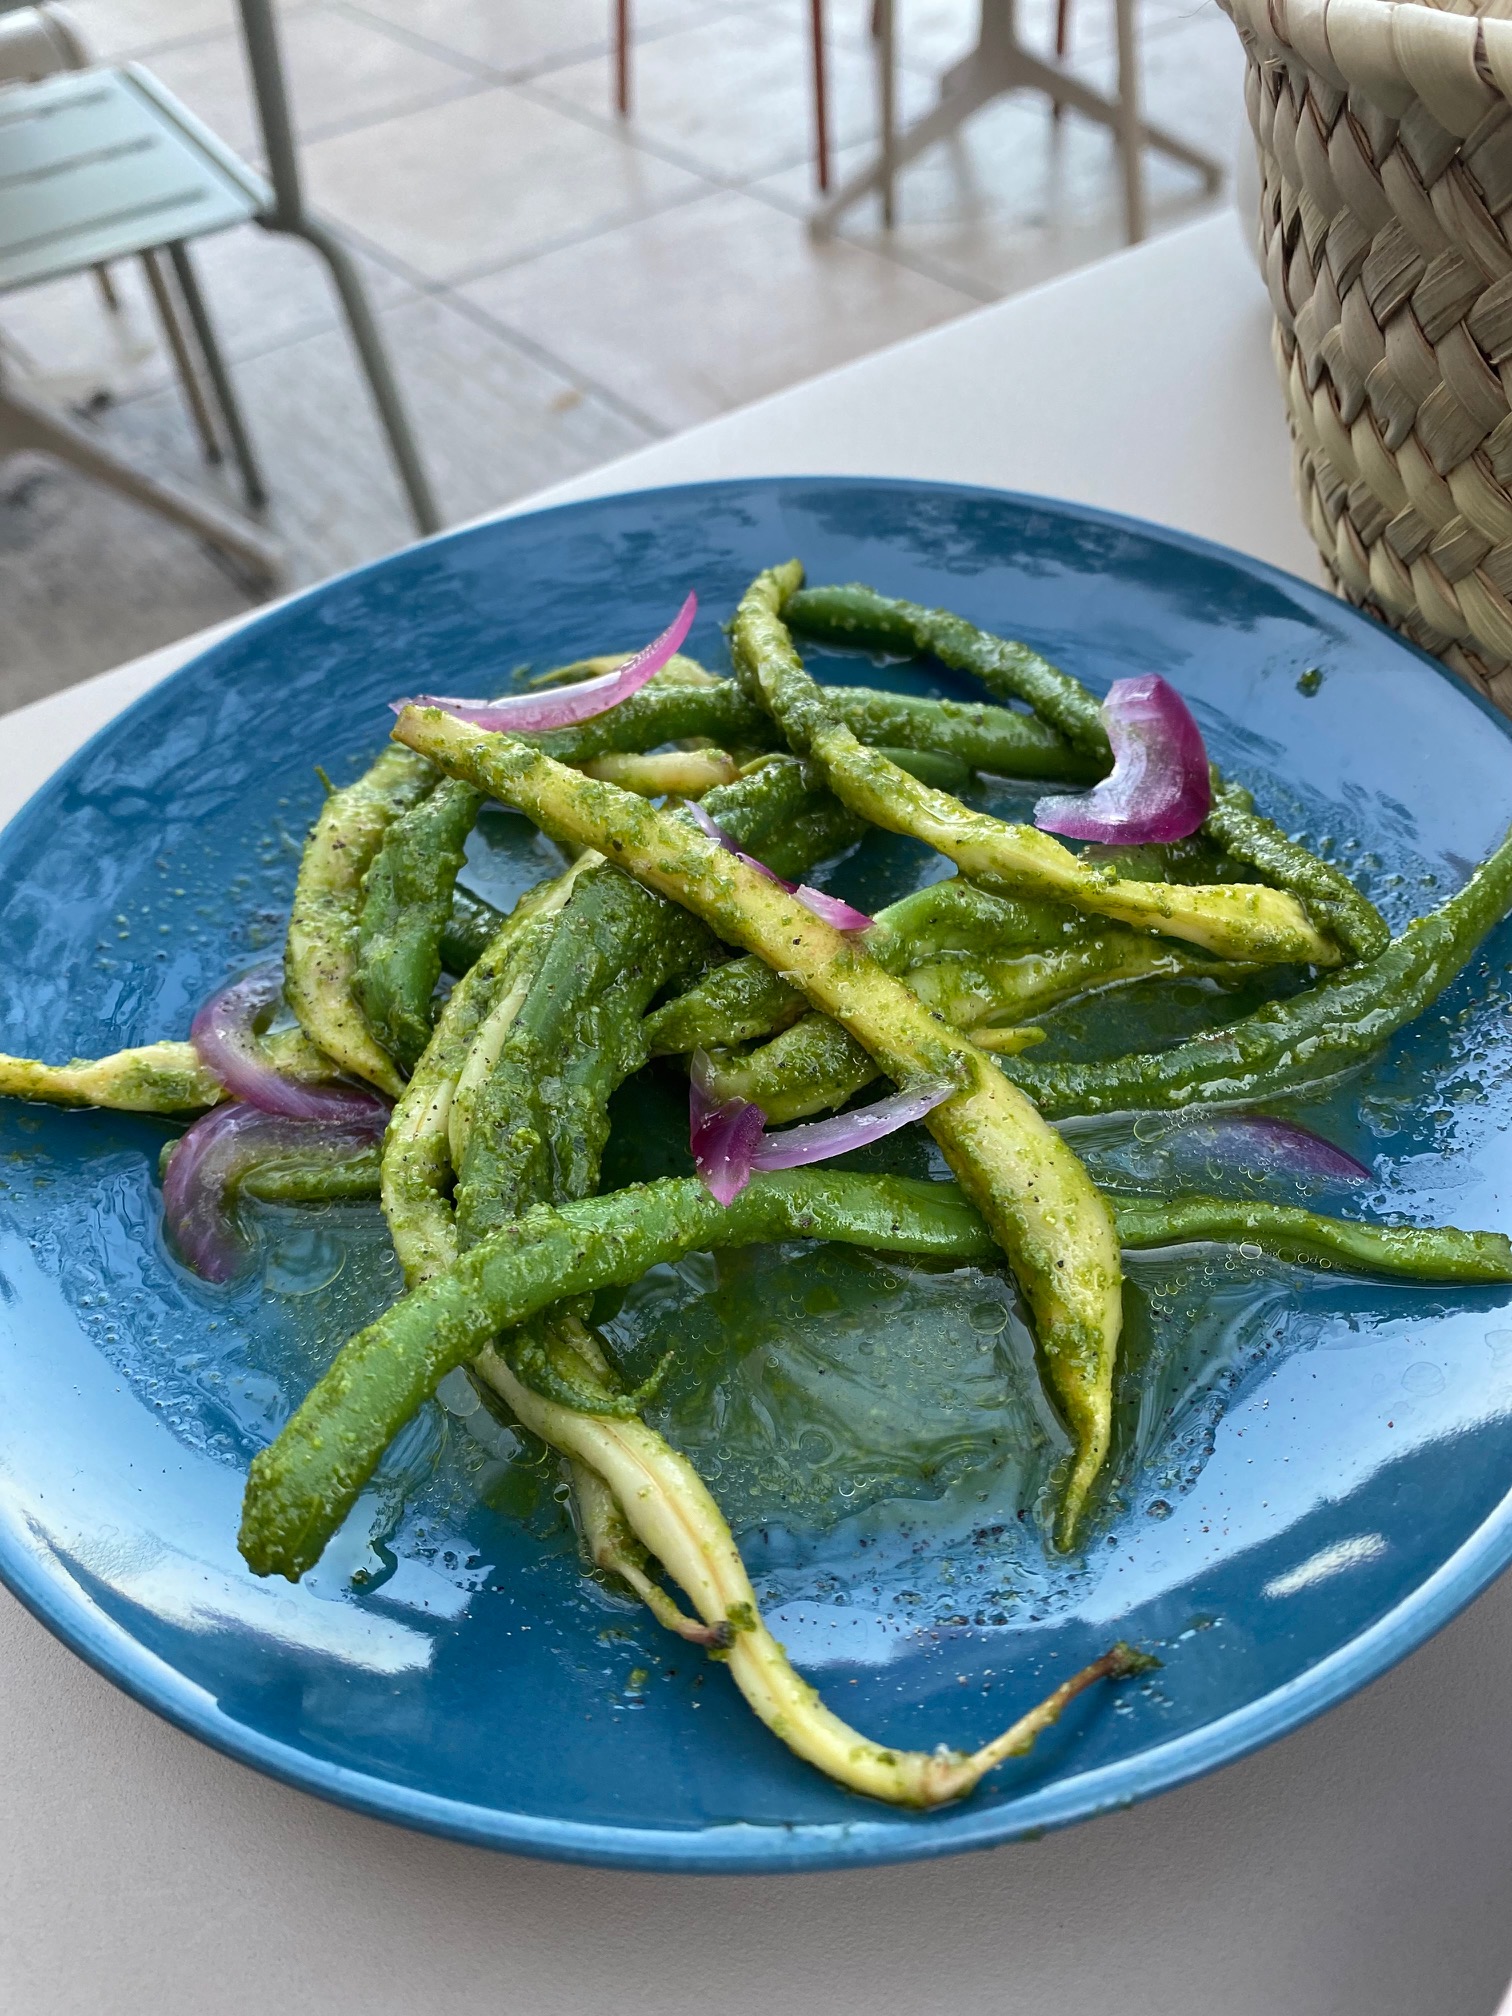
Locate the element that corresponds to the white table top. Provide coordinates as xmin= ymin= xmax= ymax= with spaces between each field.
xmin=4 ymin=214 xmax=1512 ymax=2016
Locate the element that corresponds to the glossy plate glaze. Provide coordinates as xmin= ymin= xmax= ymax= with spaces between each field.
xmin=2 ymin=478 xmax=1511 ymax=1873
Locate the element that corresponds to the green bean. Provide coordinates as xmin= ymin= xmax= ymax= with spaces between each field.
xmin=580 ymin=749 xmax=739 ymax=795
xmin=1111 ymin=1195 xmax=1512 ymax=1280
xmin=822 ymin=688 xmax=1096 ymax=780
xmin=570 ymin=1456 xmax=729 ymax=1646
xmin=392 ymin=705 xmax=1124 ymax=1548
xmin=646 ymin=881 xmax=1080 ymax=1058
xmin=740 ymin=566 xmax=1338 ymax=968
xmin=1204 ymin=777 xmax=1390 ymax=962
xmin=285 ymin=745 xmax=436 ymax=1098
xmin=450 ymin=759 xmax=862 ymax=1205
xmin=534 ymin=661 xmax=1094 ymax=781
xmin=476 ymin=1332 xmax=1152 ymax=1808
xmin=711 ymin=931 xmax=1240 ymax=1122
xmin=0 ymin=1023 xmax=337 ymax=1118
xmin=241 ymin=1164 xmax=1512 ymax=1579
xmin=241 ymin=1170 xmax=1018 ymax=1575
xmin=439 ymin=885 xmax=505 ymax=976
xmin=788 ymin=582 xmax=1390 ymax=961
xmin=704 ymin=1012 xmax=1036 ymax=1122
xmin=240 ymin=1146 xmax=384 ymax=1203
xmin=1005 ymin=821 xmax=1512 ymax=1116
xmin=0 ymin=1041 xmax=226 ymax=1115
xmin=535 ymin=672 xmax=766 ymax=758
xmin=786 ymin=582 xmax=1111 ymax=758
xmin=355 ymin=777 xmax=484 ymax=1075
xmin=382 ymin=865 xmax=585 ymax=1286
xmin=454 ymin=864 xmax=708 ymax=1245
xmin=911 ymin=940 xmax=1244 ymax=1029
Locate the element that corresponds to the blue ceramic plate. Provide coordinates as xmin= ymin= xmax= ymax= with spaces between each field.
xmin=2 ymin=478 xmax=1511 ymax=1873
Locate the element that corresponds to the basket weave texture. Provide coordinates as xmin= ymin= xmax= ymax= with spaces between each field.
xmin=1223 ymin=0 xmax=1512 ymax=715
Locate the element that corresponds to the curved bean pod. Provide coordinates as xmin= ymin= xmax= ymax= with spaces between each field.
xmin=285 ymin=745 xmax=436 ymax=1098
xmin=439 ymin=884 xmax=505 ymax=976
xmin=741 ymin=567 xmax=1337 ymax=968
xmin=391 ymin=704 xmax=1124 ymax=1549
xmin=785 ymin=582 xmax=1110 ymax=758
xmin=0 ymin=1023 xmax=338 ymax=1118
xmin=0 ymin=1040 xmax=225 ymax=1114
xmin=1004 ymin=821 xmax=1512 ymax=1116
xmin=477 ymin=1335 xmax=1149 ymax=1808
xmin=356 ymin=776 xmax=484 ymax=1075
xmin=240 ymin=1164 xmax=1512 ymax=1579
xmin=645 ymin=881 xmax=1079 ymax=1058
xmin=706 ymin=927 xmax=1240 ymax=1123
xmin=787 ymin=582 xmax=1389 ymax=961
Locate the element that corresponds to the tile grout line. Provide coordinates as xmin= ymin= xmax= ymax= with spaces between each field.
xmin=90 ymin=212 xmax=675 ymax=447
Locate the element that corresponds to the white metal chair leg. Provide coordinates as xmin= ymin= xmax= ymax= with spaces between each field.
xmin=876 ymin=0 xmax=897 ymax=228
xmin=0 ymin=379 xmax=281 ymax=586
xmin=1114 ymin=0 xmax=1145 ymax=245
xmin=139 ymin=249 xmax=222 ymax=468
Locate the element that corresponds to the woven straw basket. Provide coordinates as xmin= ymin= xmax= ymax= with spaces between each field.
xmin=1222 ymin=0 xmax=1512 ymax=714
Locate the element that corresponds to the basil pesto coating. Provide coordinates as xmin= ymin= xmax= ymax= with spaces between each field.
xmin=239 ymin=1164 xmax=1512 ymax=1581
xmin=356 ymin=776 xmax=484 ymax=1074
xmin=785 ymin=581 xmax=1111 ymax=758
xmin=284 ymin=743 xmax=437 ymax=1098
xmin=1004 ymin=822 xmax=1512 ymax=1116
xmin=439 ymin=884 xmax=505 ymax=975
xmin=787 ymin=581 xmax=1389 ymax=962
xmin=702 ymin=911 xmax=1237 ymax=1125
xmin=391 ymin=701 xmax=1125 ymax=1550
xmin=475 ymin=1327 xmax=1151 ymax=1808
xmin=0 ymin=1040 xmax=226 ymax=1114
xmin=645 ymin=881 xmax=1079 ymax=1057
xmin=742 ymin=565 xmax=1337 ymax=968
xmin=0 ymin=1023 xmax=337 ymax=1118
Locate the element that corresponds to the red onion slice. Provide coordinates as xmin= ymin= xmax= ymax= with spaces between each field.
xmin=162 ymin=1100 xmax=388 ymax=1282
xmin=790 ymin=885 xmax=873 ymax=932
xmin=191 ymin=964 xmax=383 ymax=1122
xmin=685 ymin=802 xmax=872 ymax=932
xmin=397 ymin=591 xmax=697 ymax=732
xmin=689 ymin=1050 xmax=951 ymax=1204
xmin=1157 ymin=1112 xmax=1370 ymax=1186
xmin=750 ymin=1081 xmax=954 ymax=1172
xmin=689 ymin=1051 xmax=768 ymax=1207
xmin=1034 ymin=674 xmax=1211 ymax=845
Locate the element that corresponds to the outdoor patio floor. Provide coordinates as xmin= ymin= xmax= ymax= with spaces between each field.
xmin=0 ymin=0 xmax=1244 ymax=707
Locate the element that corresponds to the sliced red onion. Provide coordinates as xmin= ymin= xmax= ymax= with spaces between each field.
xmin=684 ymin=802 xmax=872 ymax=932
xmin=750 ymin=1081 xmax=954 ymax=1172
xmin=789 ymin=884 xmax=874 ymax=932
xmin=1034 ymin=674 xmax=1211 ymax=845
xmin=396 ymin=591 xmax=697 ymax=732
xmin=162 ymin=1100 xmax=388 ymax=1282
xmin=689 ymin=1050 xmax=952 ymax=1204
xmin=191 ymin=964 xmax=384 ymax=1123
xmin=689 ymin=1051 xmax=768 ymax=1207
xmin=1154 ymin=1112 xmax=1370 ymax=1186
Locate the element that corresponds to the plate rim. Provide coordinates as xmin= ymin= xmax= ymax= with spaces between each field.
xmin=3 ymin=471 xmax=1511 ymax=1874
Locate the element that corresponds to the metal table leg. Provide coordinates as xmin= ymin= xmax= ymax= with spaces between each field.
xmin=810 ymin=0 xmax=1221 ymax=238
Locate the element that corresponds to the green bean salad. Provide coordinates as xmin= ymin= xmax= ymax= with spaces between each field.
xmin=4 ymin=567 xmax=1511 ymax=1810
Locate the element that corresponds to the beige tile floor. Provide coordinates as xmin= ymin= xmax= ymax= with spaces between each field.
xmin=0 ymin=0 xmax=1244 ymax=705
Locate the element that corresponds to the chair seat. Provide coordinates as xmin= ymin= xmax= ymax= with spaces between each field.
xmin=0 ymin=65 xmax=265 ymax=293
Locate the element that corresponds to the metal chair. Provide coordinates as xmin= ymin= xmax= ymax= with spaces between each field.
xmin=613 ymin=0 xmax=836 ymax=191
xmin=0 ymin=0 xmax=438 ymax=584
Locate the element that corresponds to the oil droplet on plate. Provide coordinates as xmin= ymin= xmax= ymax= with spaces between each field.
xmin=1402 ymin=1361 xmax=1446 ymax=1396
